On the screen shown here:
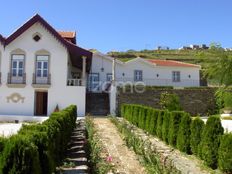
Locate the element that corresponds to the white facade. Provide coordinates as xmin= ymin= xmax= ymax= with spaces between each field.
xmin=0 ymin=22 xmax=87 ymax=117
xmin=89 ymin=52 xmax=201 ymax=92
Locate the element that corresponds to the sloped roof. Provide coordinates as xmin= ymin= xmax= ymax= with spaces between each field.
xmin=147 ymin=59 xmax=200 ymax=68
xmin=0 ymin=34 xmax=4 ymax=45
xmin=58 ymin=31 xmax=76 ymax=38
xmin=58 ymin=31 xmax=76 ymax=44
xmin=1 ymin=14 xmax=92 ymax=71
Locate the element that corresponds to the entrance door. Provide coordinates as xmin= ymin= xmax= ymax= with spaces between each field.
xmin=88 ymin=73 xmax=100 ymax=92
xmin=35 ymin=91 xmax=48 ymax=116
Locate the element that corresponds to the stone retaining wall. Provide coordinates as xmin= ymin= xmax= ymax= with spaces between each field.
xmin=117 ymin=87 xmax=216 ymax=116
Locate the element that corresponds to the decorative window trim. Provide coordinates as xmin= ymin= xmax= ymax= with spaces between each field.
xmin=32 ymin=32 xmax=42 ymax=42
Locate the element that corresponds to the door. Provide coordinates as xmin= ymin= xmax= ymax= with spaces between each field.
xmin=88 ymin=73 xmax=100 ymax=92
xmin=35 ymin=91 xmax=48 ymax=116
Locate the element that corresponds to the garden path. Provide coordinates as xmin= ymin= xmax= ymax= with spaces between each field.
xmin=93 ymin=117 xmax=146 ymax=174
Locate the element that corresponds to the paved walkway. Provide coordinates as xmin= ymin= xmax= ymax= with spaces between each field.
xmin=93 ymin=118 xmax=146 ymax=174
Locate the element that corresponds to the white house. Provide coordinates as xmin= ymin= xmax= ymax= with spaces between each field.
xmin=89 ymin=51 xmax=201 ymax=92
xmin=0 ymin=14 xmax=201 ymax=118
xmin=0 ymin=14 xmax=92 ymax=117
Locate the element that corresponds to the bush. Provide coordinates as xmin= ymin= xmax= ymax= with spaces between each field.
xmin=218 ymin=133 xmax=232 ymax=172
xmin=223 ymin=91 xmax=232 ymax=108
xmin=168 ymin=111 xmax=184 ymax=147
xmin=156 ymin=110 xmax=165 ymax=139
xmin=176 ymin=113 xmax=192 ymax=154
xmin=161 ymin=111 xmax=170 ymax=144
xmin=0 ymin=105 xmax=77 ymax=174
xmin=159 ymin=92 xmax=182 ymax=111
xmin=0 ymin=137 xmax=6 ymax=154
xmin=190 ymin=117 xmax=204 ymax=156
xmin=199 ymin=116 xmax=224 ymax=169
xmin=148 ymin=109 xmax=159 ymax=135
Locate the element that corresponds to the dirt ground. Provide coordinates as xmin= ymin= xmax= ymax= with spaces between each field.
xmin=93 ymin=117 xmax=146 ymax=174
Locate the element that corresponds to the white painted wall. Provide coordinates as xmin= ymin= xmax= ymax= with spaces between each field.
xmin=90 ymin=53 xmax=200 ymax=92
xmin=0 ymin=22 xmax=85 ymax=116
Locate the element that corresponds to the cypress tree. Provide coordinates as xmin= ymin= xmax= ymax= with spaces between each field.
xmin=162 ymin=111 xmax=170 ymax=144
xmin=190 ymin=117 xmax=204 ymax=156
xmin=200 ymin=116 xmax=224 ymax=169
xmin=176 ymin=113 xmax=192 ymax=154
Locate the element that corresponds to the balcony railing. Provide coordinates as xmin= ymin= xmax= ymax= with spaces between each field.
xmin=67 ymin=79 xmax=82 ymax=86
xmin=7 ymin=73 xmax=26 ymax=84
xmin=32 ymin=73 xmax=51 ymax=85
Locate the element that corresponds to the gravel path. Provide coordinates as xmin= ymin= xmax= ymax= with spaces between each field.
xmin=93 ymin=118 xmax=146 ymax=174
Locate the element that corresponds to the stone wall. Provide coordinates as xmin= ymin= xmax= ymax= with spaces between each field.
xmin=117 ymin=87 xmax=217 ymax=116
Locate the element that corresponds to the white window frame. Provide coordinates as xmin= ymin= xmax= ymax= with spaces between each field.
xmin=134 ymin=70 xmax=143 ymax=81
xmin=106 ymin=73 xmax=112 ymax=82
xmin=36 ymin=55 xmax=49 ymax=78
xmin=11 ymin=55 xmax=25 ymax=77
xmin=172 ymin=71 xmax=181 ymax=82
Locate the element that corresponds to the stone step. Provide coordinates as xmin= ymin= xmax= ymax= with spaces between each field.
xmin=58 ymin=165 xmax=89 ymax=174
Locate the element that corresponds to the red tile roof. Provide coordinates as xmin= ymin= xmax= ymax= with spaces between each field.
xmin=58 ymin=31 xmax=76 ymax=39
xmin=147 ymin=59 xmax=200 ymax=68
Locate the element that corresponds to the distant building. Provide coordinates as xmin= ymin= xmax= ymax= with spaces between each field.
xmin=179 ymin=44 xmax=209 ymax=50
xmin=156 ymin=46 xmax=170 ymax=50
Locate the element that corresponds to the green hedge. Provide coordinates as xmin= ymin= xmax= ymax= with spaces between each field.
xmin=190 ymin=117 xmax=204 ymax=156
xmin=162 ymin=111 xmax=170 ymax=144
xmin=121 ymin=104 xmax=232 ymax=173
xmin=168 ymin=111 xmax=184 ymax=147
xmin=218 ymin=133 xmax=232 ymax=172
xmin=0 ymin=105 xmax=77 ymax=174
xmin=199 ymin=116 xmax=224 ymax=169
xmin=176 ymin=113 xmax=192 ymax=154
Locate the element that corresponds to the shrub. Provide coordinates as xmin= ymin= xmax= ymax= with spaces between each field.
xmin=148 ymin=109 xmax=159 ymax=135
xmin=145 ymin=108 xmax=152 ymax=133
xmin=0 ymin=134 xmax=41 ymax=174
xmin=218 ymin=133 xmax=232 ymax=172
xmin=176 ymin=113 xmax=192 ymax=154
xmin=0 ymin=105 xmax=77 ymax=174
xmin=168 ymin=111 xmax=184 ymax=147
xmin=190 ymin=117 xmax=204 ymax=156
xmin=138 ymin=106 xmax=147 ymax=129
xmin=223 ymin=91 xmax=232 ymax=109
xmin=0 ymin=137 xmax=6 ymax=154
xmin=159 ymin=92 xmax=182 ymax=111
xmin=199 ymin=116 xmax=224 ymax=169
xmin=161 ymin=111 xmax=170 ymax=144
xmin=156 ymin=110 xmax=165 ymax=139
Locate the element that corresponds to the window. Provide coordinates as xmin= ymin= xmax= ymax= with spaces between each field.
xmin=134 ymin=70 xmax=143 ymax=81
xmin=106 ymin=73 xmax=112 ymax=82
xmin=11 ymin=55 xmax=25 ymax=77
xmin=36 ymin=55 xmax=49 ymax=77
xmin=172 ymin=71 xmax=181 ymax=82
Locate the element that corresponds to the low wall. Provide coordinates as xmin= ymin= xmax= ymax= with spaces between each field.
xmin=117 ymin=87 xmax=217 ymax=116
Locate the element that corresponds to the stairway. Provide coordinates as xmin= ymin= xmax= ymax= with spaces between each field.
xmin=58 ymin=119 xmax=89 ymax=174
xmin=86 ymin=93 xmax=110 ymax=116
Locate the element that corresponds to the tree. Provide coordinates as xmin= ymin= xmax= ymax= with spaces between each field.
xmin=204 ymin=45 xmax=232 ymax=86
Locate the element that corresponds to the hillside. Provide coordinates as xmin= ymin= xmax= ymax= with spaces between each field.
xmin=107 ymin=49 xmax=231 ymax=68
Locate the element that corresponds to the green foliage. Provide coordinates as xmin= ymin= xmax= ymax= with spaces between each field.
xmin=199 ymin=116 xmax=224 ymax=169
xmin=223 ymin=91 xmax=232 ymax=108
xmin=148 ymin=109 xmax=159 ymax=135
xmin=176 ymin=113 xmax=192 ymax=154
xmin=156 ymin=110 xmax=165 ymax=139
xmin=190 ymin=117 xmax=204 ymax=156
xmin=161 ymin=111 xmax=170 ymax=144
xmin=0 ymin=105 xmax=77 ymax=174
xmin=0 ymin=137 xmax=6 ymax=154
xmin=204 ymin=49 xmax=232 ymax=86
xmin=218 ymin=133 xmax=232 ymax=172
xmin=168 ymin=111 xmax=184 ymax=147
xmin=159 ymin=92 xmax=182 ymax=111
xmin=215 ymin=88 xmax=225 ymax=111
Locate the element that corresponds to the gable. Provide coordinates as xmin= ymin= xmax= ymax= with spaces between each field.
xmin=1 ymin=14 xmax=92 ymax=72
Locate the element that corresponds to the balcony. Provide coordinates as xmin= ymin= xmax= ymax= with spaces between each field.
xmin=7 ymin=73 xmax=26 ymax=88
xmin=67 ymin=79 xmax=83 ymax=86
xmin=32 ymin=73 xmax=51 ymax=88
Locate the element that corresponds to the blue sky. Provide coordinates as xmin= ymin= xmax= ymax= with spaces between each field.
xmin=0 ymin=0 xmax=231 ymax=53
